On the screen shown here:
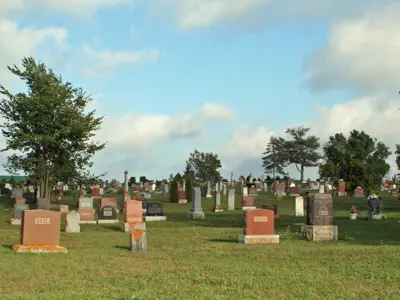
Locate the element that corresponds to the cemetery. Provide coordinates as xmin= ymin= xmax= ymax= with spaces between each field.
xmin=1 ymin=176 xmax=400 ymax=299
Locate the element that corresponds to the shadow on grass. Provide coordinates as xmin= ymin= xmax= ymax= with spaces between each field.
xmin=209 ymin=238 xmax=237 ymax=243
xmin=114 ymin=245 xmax=130 ymax=251
xmin=1 ymin=244 xmax=13 ymax=250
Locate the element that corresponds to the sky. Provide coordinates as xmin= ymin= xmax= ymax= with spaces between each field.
xmin=0 ymin=0 xmax=399 ymax=182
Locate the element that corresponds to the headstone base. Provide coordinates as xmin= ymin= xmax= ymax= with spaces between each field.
xmin=98 ymin=219 xmax=119 ymax=224
xmin=206 ymin=194 xmax=212 ymax=198
xmin=188 ymin=211 xmax=205 ymax=220
xmin=79 ymin=220 xmax=97 ymax=224
xmin=338 ymin=192 xmax=347 ymax=196
xmin=144 ymin=216 xmax=167 ymax=222
xmin=301 ymin=225 xmax=338 ymax=242
xmin=212 ymin=209 xmax=224 ymax=212
xmin=295 ymin=213 xmax=304 ymax=217
xmin=124 ymin=222 xmax=146 ymax=233
xmin=237 ymin=234 xmax=280 ymax=244
xmin=228 ymin=207 xmax=235 ymax=211
xmin=10 ymin=218 xmax=21 ymax=225
xmin=12 ymin=244 xmax=68 ymax=253
xmin=130 ymin=230 xmax=147 ymax=252
xmin=242 ymin=206 xmax=256 ymax=211
xmin=179 ymin=199 xmax=187 ymax=204
xmin=371 ymin=214 xmax=386 ymax=220
xmin=290 ymin=194 xmax=299 ymax=197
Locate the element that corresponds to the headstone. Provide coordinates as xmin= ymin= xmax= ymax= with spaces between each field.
xmin=178 ymin=191 xmax=187 ymax=204
xmin=125 ymin=200 xmax=142 ymax=223
xmin=78 ymin=208 xmax=96 ymax=224
xmin=228 ymin=188 xmax=235 ymax=211
xmin=12 ymin=204 xmax=29 ymax=224
xmin=66 ymin=211 xmax=80 ymax=232
xmin=222 ymin=184 xmax=227 ymax=197
xmin=302 ymin=193 xmax=338 ymax=242
xmin=188 ymin=187 xmax=205 ymax=220
xmin=242 ymin=196 xmax=256 ymax=211
xmin=98 ymin=206 xmax=118 ymax=224
xmin=130 ymin=222 xmax=147 ymax=252
xmin=262 ymin=204 xmax=278 ymax=219
xmin=11 ymin=188 xmax=23 ymax=199
xmin=91 ymin=188 xmax=100 ymax=198
xmin=13 ymin=210 xmax=67 ymax=253
xmin=248 ymin=187 xmax=257 ymax=196
xmin=212 ymin=191 xmax=223 ymax=212
xmin=354 ymin=187 xmax=365 ymax=198
xmin=367 ymin=195 xmax=384 ymax=219
xmin=145 ymin=203 xmax=166 ymax=221
xmin=79 ymin=197 xmax=93 ymax=209
xmin=390 ymin=189 xmax=398 ymax=196
xmin=59 ymin=205 xmax=69 ymax=214
xmin=263 ymin=183 xmax=268 ymax=192
xmin=15 ymin=198 xmax=25 ymax=204
xmin=289 ymin=185 xmax=299 ymax=196
xmin=338 ymin=179 xmax=346 ymax=196
xmin=306 ymin=193 xmax=333 ymax=225
xmin=242 ymin=187 xmax=248 ymax=196
xmin=295 ymin=196 xmax=304 ymax=217
xmin=318 ymin=185 xmax=325 ymax=194
xmin=238 ymin=209 xmax=279 ymax=244
xmin=100 ymin=197 xmax=117 ymax=207
xmin=23 ymin=192 xmax=34 ymax=204
xmin=163 ymin=184 xmax=169 ymax=196
xmin=206 ymin=181 xmax=212 ymax=198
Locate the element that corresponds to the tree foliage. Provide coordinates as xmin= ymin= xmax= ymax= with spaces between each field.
xmin=169 ymin=179 xmax=179 ymax=203
xmin=319 ymin=130 xmax=391 ymax=194
xmin=262 ymin=136 xmax=287 ymax=177
xmin=185 ymin=175 xmax=193 ymax=202
xmin=129 ymin=177 xmax=136 ymax=185
xmin=185 ymin=149 xmax=221 ymax=186
xmin=0 ymin=57 xmax=105 ymax=203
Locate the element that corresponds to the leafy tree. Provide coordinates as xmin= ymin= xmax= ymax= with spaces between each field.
xmin=174 ymin=173 xmax=182 ymax=184
xmin=129 ymin=176 xmax=136 ymax=186
xmin=262 ymin=136 xmax=287 ymax=178
xmin=169 ymin=179 xmax=179 ymax=203
xmin=275 ymin=176 xmax=281 ymax=181
xmin=168 ymin=174 xmax=174 ymax=182
xmin=0 ymin=57 xmax=104 ymax=205
xmin=139 ymin=176 xmax=146 ymax=183
xmin=185 ymin=149 xmax=221 ymax=186
xmin=283 ymin=126 xmax=321 ymax=181
xmin=8 ymin=176 xmax=16 ymax=187
xmin=183 ymin=162 xmax=195 ymax=178
xmin=185 ymin=175 xmax=193 ymax=202
xmin=319 ymin=130 xmax=391 ymax=194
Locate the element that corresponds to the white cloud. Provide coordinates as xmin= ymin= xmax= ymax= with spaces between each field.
xmin=219 ymin=96 xmax=400 ymax=179
xmin=95 ymin=102 xmax=235 ymax=151
xmin=0 ymin=0 xmax=24 ymax=15
xmin=82 ymin=45 xmax=159 ymax=77
xmin=304 ymin=3 xmax=400 ymax=92
xmin=0 ymin=19 xmax=68 ymax=89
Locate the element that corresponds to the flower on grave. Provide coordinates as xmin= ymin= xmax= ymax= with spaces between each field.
xmin=349 ymin=205 xmax=357 ymax=214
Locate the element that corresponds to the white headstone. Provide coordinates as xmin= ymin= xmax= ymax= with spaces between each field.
xmin=318 ymin=185 xmax=325 ymax=193
xmin=228 ymin=188 xmax=235 ymax=211
xmin=66 ymin=211 xmax=80 ymax=232
xmin=242 ymin=186 xmax=248 ymax=196
xmin=295 ymin=196 xmax=304 ymax=217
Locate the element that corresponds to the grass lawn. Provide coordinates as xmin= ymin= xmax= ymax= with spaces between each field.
xmin=1 ymin=191 xmax=400 ymax=299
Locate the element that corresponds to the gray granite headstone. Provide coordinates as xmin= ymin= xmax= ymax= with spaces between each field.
xmin=213 ymin=191 xmax=221 ymax=209
xmin=191 ymin=187 xmax=203 ymax=213
xmin=146 ymin=203 xmax=163 ymax=216
xmin=11 ymin=188 xmax=23 ymax=199
xmin=79 ymin=197 xmax=94 ymax=208
xmin=66 ymin=210 xmax=80 ymax=232
xmin=228 ymin=188 xmax=235 ymax=211
xmin=306 ymin=193 xmax=333 ymax=225
xmin=13 ymin=204 xmax=29 ymax=218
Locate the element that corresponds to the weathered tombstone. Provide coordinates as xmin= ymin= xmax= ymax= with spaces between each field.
xmin=295 ymin=196 xmax=304 ymax=217
xmin=228 ymin=188 xmax=235 ymax=211
xmin=78 ymin=207 xmax=96 ymax=224
xmin=178 ymin=191 xmax=187 ymax=204
xmin=11 ymin=204 xmax=30 ymax=225
xmin=22 ymin=192 xmax=35 ymax=204
xmin=66 ymin=211 xmax=80 ymax=233
xmin=212 ymin=191 xmax=223 ymax=212
xmin=289 ymin=185 xmax=299 ymax=196
xmin=242 ymin=186 xmax=248 ymax=196
xmin=238 ymin=209 xmax=279 ymax=244
xmin=338 ymin=179 xmax=346 ymax=196
xmin=163 ymin=184 xmax=169 ymax=196
xmin=222 ymin=184 xmax=227 ymax=197
xmin=188 ymin=187 xmax=205 ymax=220
xmin=248 ymin=187 xmax=258 ymax=196
xmin=130 ymin=222 xmax=147 ymax=252
xmin=11 ymin=188 xmax=23 ymax=199
xmin=318 ymin=185 xmax=325 ymax=194
xmin=124 ymin=200 xmax=142 ymax=232
xmin=206 ymin=181 xmax=212 ymax=198
xmin=263 ymin=183 xmax=268 ymax=192
xmin=242 ymin=196 xmax=256 ymax=211
xmin=367 ymin=195 xmax=385 ymax=219
xmin=262 ymin=204 xmax=278 ymax=219
xmin=354 ymin=187 xmax=365 ymax=198
xmin=145 ymin=203 xmax=166 ymax=221
xmin=98 ymin=206 xmax=118 ymax=224
xmin=13 ymin=210 xmax=67 ymax=253
xmin=302 ymin=193 xmax=338 ymax=241
xmin=79 ymin=197 xmax=94 ymax=209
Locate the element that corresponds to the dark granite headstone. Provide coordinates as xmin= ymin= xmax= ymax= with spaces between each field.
xmin=262 ymin=204 xmax=278 ymax=219
xmin=98 ymin=206 xmax=117 ymax=220
xmin=368 ymin=197 xmax=382 ymax=214
xmin=23 ymin=192 xmax=35 ymax=204
xmin=141 ymin=199 xmax=148 ymax=210
xmin=146 ymin=203 xmax=163 ymax=216
xmin=13 ymin=204 xmax=30 ymax=218
xmin=306 ymin=193 xmax=333 ymax=225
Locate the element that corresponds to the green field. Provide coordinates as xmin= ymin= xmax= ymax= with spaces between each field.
xmin=1 ymin=192 xmax=400 ymax=300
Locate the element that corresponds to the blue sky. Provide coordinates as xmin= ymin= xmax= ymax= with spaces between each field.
xmin=0 ymin=0 xmax=399 ymax=182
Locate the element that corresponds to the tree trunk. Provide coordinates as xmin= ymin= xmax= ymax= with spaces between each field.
xmin=300 ymin=165 xmax=304 ymax=182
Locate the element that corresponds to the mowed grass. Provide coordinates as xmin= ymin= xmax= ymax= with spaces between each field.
xmin=1 ymin=191 xmax=400 ymax=299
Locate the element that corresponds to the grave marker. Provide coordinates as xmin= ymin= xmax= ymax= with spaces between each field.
xmin=66 ymin=211 xmax=80 ymax=232
xmin=178 ymin=191 xmax=187 ymax=204
xmin=145 ymin=203 xmax=166 ymax=221
xmin=212 ymin=191 xmax=223 ymax=212
xmin=238 ymin=209 xmax=279 ymax=244
xmin=242 ymin=196 xmax=256 ymax=211
xmin=228 ymin=188 xmax=235 ymax=211
xmin=295 ymin=196 xmax=304 ymax=217
xmin=262 ymin=204 xmax=278 ymax=219
xmin=13 ymin=210 xmax=67 ymax=253
xmin=78 ymin=208 xmax=96 ymax=224
xmin=188 ymin=187 xmax=205 ymax=220
xmin=11 ymin=204 xmax=29 ymax=225
xmin=98 ymin=206 xmax=118 ymax=224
